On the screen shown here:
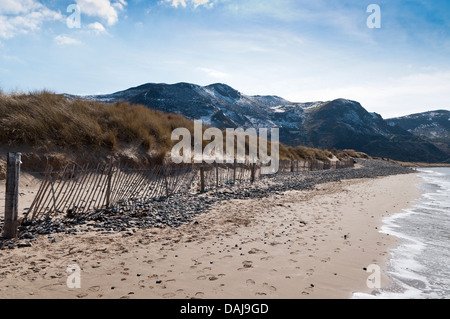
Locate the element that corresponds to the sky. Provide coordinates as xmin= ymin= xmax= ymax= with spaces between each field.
xmin=0 ymin=0 xmax=449 ymax=118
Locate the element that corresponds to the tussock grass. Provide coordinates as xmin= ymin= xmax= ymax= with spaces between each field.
xmin=284 ymin=145 xmax=333 ymax=162
xmin=0 ymin=91 xmax=192 ymax=159
xmin=329 ymin=148 xmax=371 ymax=160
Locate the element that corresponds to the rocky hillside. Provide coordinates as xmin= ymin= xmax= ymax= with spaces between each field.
xmin=387 ymin=110 xmax=450 ymax=155
xmin=84 ymin=83 xmax=450 ymax=163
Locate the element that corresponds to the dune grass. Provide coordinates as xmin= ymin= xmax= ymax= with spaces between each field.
xmin=0 ymin=90 xmax=193 ymax=159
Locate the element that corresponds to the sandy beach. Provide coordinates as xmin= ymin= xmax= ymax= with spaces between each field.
xmin=0 ymin=172 xmax=421 ymax=299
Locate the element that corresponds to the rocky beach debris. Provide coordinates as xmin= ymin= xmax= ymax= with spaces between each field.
xmin=0 ymin=159 xmax=413 ymax=249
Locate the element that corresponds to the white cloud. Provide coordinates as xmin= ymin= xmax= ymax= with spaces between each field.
xmin=54 ymin=35 xmax=82 ymax=46
xmin=192 ymin=0 xmax=213 ymax=8
xmin=87 ymin=22 xmax=107 ymax=34
xmin=198 ymin=67 xmax=229 ymax=79
xmin=163 ymin=0 xmax=214 ymax=9
xmin=75 ymin=0 xmax=127 ymax=26
xmin=0 ymin=0 xmax=63 ymax=39
xmin=0 ymin=0 xmax=41 ymax=15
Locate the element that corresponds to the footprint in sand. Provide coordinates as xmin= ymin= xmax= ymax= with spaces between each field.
xmin=246 ymin=279 xmax=255 ymax=286
xmin=260 ymin=256 xmax=272 ymax=261
xmin=197 ymin=275 xmax=207 ymax=280
xmin=262 ymin=283 xmax=277 ymax=292
xmin=163 ymin=293 xmax=176 ymax=298
xmin=248 ymin=248 xmax=267 ymax=255
xmin=195 ymin=292 xmax=205 ymax=298
xmin=301 ymin=286 xmax=314 ymax=295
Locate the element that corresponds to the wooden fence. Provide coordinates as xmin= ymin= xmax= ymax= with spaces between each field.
xmin=2 ymin=155 xmax=354 ymax=236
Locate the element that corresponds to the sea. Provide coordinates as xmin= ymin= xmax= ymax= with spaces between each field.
xmin=354 ymin=167 xmax=450 ymax=299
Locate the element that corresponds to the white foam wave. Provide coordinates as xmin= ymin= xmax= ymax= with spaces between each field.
xmin=353 ymin=168 xmax=450 ymax=299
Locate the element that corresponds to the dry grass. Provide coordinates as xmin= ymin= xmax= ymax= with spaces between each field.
xmin=284 ymin=145 xmax=333 ymax=162
xmin=328 ymin=148 xmax=371 ymax=160
xmin=0 ymin=91 xmax=193 ymax=160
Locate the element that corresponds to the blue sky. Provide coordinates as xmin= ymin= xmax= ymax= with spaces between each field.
xmin=0 ymin=0 xmax=449 ymax=118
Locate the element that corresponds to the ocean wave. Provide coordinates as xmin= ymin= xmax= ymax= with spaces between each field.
xmin=354 ymin=167 xmax=450 ymax=299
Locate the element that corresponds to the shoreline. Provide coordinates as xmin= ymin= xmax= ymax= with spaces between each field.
xmin=0 ymin=172 xmax=422 ymax=299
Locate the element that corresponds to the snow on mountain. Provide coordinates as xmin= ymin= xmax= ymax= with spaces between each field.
xmin=387 ymin=110 xmax=450 ymax=141
xmin=79 ymin=82 xmax=450 ymax=163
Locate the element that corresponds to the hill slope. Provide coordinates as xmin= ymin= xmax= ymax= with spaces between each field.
xmin=387 ymin=110 xmax=450 ymax=156
xmin=85 ymin=83 xmax=450 ymax=163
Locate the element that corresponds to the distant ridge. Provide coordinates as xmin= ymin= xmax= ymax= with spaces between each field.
xmin=387 ymin=110 xmax=450 ymax=158
xmin=83 ymin=82 xmax=450 ymax=163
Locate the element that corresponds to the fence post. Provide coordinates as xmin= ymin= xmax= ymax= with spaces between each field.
xmin=233 ymin=158 xmax=237 ymax=184
xmin=3 ymin=153 xmax=21 ymax=239
xmin=215 ymin=161 xmax=219 ymax=187
xmin=163 ymin=160 xmax=169 ymax=198
xmin=105 ymin=159 xmax=113 ymax=208
xmin=200 ymin=164 xmax=205 ymax=193
xmin=251 ymin=162 xmax=256 ymax=183
xmin=49 ymin=175 xmax=57 ymax=214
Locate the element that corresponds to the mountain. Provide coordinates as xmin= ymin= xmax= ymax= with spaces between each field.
xmin=296 ymin=99 xmax=450 ymax=163
xmin=83 ymin=82 xmax=450 ymax=163
xmin=387 ymin=110 xmax=450 ymax=155
xmin=84 ymin=82 xmax=315 ymax=130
